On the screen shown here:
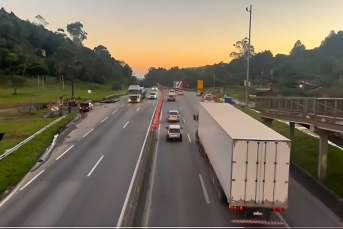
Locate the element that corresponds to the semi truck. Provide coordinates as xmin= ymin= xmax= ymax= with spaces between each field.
xmin=194 ymin=102 xmax=290 ymax=223
xmin=140 ymin=86 xmax=147 ymax=99
xmin=128 ymin=85 xmax=144 ymax=103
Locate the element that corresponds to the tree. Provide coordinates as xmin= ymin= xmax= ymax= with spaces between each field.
xmin=230 ymin=37 xmax=255 ymax=59
xmin=13 ymin=75 xmax=26 ymax=94
xmin=290 ymin=40 xmax=306 ymax=55
xmin=29 ymin=64 xmax=49 ymax=76
xmin=66 ymin=22 xmax=87 ymax=44
xmin=33 ymin=15 xmax=49 ymax=27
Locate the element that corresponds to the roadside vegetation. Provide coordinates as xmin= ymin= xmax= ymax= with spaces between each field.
xmin=142 ymin=31 xmax=343 ymax=98
xmin=0 ymin=79 xmax=127 ymax=107
xmin=0 ymin=114 xmax=75 ymax=195
xmin=0 ymin=8 xmax=135 ymax=103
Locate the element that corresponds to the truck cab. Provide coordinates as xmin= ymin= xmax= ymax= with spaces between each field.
xmin=128 ymin=85 xmax=143 ymax=103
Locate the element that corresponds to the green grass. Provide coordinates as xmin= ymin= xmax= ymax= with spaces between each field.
xmin=225 ymin=85 xmax=247 ymax=101
xmin=0 ymin=114 xmax=75 ymax=195
xmin=240 ymin=108 xmax=343 ymax=198
xmin=203 ymin=85 xmax=248 ymax=102
xmin=0 ymin=81 xmax=127 ymax=107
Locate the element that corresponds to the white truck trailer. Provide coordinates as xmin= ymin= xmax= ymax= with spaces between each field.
xmin=194 ymin=102 xmax=291 ymax=222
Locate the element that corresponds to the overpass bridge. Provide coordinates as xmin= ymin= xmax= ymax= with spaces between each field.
xmin=254 ymin=96 xmax=343 ymax=182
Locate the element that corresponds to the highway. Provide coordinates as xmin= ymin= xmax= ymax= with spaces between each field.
xmin=0 ymin=89 xmax=341 ymax=227
xmin=143 ymin=91 xmax=342 ymax=227
xmin=0 ymin=90 xmax=159 ymax=227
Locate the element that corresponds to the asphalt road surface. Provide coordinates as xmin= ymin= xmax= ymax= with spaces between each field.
xmin=144 ymin=91 xmax=342 ymax=228
xmin=0 ymin=90 xmax=159 ymax=227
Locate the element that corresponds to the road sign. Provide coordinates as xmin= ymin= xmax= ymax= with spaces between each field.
xmin=197 ymin=80 xmax=204 ymax=90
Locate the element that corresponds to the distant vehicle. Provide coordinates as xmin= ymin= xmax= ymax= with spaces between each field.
xmin=165 ymin=124 xmax=183 ymax=141
xmin=80 ymin=101 xmax=93 ymax=112
xmin=148 ymin=92 xmax=157 ymax=99
xmin=167 ymin=90 xmax=176 ymax=101
xmin=202 ymin=94 xmax=214 ymax=102
xmin=140 ymin=87 xmax=147 ymax=99
xmin=152 ymin=86 xmax=158 ymax=90
xmin=167 ymin=110 xmax=180 ymax=122
xmin=194 ymin=102 xmax=290 ymax=223
xmin=178 ymin=90 xmax=184 ymax=95
xmin=128 ymin=85 xmax=144 ymax=103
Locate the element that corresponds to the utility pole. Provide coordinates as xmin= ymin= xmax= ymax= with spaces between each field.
xmin=72 ymin=74 xmax=74 ymax=97
xmin=245 ymin=4 xmax=252 ymax=108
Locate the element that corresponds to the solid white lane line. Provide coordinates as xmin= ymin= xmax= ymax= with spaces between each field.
xmin=117 ymin=97 xmax=159 ymax=228
xmin=83 ymin=128 xmax=94 ymax=138
xmin=123 ymin=121 xmax=129 ymax=128
xmin=276 ymin=212 xmax=291 ymax=229
xmin=183 ymin=119 xmax=186 ymax=124
xmin=121 ymin=104 xmax=125 ymax=107
xmin=112 ymin=109 xmax=118 ymax=114
xmin=19 ymin=170 xmax=45 ymax=191
xmin=101 ymin=117 xmax=108 ymax=123
xmin=56 ymin=145 xmax=74 ymax=160
xmin=160 ymin=112 xmax=162 ymax=121
xmin=142 ymin=124 xmax=161 ymax=227
xmin=87 ymin=156 xmax=104 ymax=177
xmin=136 ymin=108 xmax=140 ymax=111
xmin=199 ymin=174 xmax=210 ymax=204
xmin=187 ymin=133 xmax=191 ymax=143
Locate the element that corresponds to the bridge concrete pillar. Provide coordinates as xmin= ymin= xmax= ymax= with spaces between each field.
xmin=314 ymin=127 xmax=332 ymax=182
xmin=289 ymin=122 xmax=295 ymax=140
xmin=261 ymin=117 xmax=274 ymax=128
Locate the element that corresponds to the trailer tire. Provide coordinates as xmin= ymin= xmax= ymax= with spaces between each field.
xmin=200 ymin=146 xmax=205 ymax=157
xmin=216 ymin=181 xmax=227 ymax=203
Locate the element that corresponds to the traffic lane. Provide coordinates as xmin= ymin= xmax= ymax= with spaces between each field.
xmin=149 ymin=100 xmax=216 ymax=227
xmin=0 ymin=98 xmax=156 ymax=227
xmin=182 ymin=91 xmax=341 ymax=227
xmin=176 ymin=96 xmax=284 ymax=227
xmin=0 ymin=99 xmax=148 ymax=227
xmin=282 ymin=176 xmax=342 ymax=227
xmin=53 ymin=99 xmax=158 ymax=227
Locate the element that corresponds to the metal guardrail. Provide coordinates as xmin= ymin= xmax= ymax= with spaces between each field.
xmin=0 ymin=116 xmax=66 ymax=161
xmin=255 ymin=97 xmax=343 ymax=120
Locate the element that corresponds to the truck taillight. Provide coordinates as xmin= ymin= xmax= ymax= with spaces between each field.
xmin=167 ymin=133 xmax=169 ymax=137
xmin=272 ymin=208 xmax=284 ymax=212
xmin=229 ymin=206 xmax=244 ymax=211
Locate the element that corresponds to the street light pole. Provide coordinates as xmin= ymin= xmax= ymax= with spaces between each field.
xmin=245 ymin=4 xmax=252 ymax=108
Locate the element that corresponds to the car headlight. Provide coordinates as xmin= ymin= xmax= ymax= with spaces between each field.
xmin=128 ymin=98 xmax=131 ymax=102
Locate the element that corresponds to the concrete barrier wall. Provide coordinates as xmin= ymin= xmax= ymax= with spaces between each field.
xmin=290 ymin=162 xmax=343 ymax=219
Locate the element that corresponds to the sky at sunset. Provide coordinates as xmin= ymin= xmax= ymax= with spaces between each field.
xmin=2 ymin=0 xmax=343 ymax=77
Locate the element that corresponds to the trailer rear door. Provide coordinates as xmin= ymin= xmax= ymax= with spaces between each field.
xmin=230 ymin=140 xmax=290 ymax=207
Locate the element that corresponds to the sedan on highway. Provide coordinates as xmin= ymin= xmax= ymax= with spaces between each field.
xmin=165 ymin=125 xmax=183 ymax=141
xmin=167 ymin=110 xmax=180 ymax=122
xmin=148 ymin=92 xmax=157 ymax=99
xmin=152 ymin=86 xmax=158 ymax=90
xmin=178 ymin=90 xmax=184 ymax=95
